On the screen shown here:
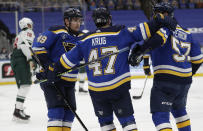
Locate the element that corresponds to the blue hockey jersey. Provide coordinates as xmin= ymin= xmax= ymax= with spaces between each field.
xmin=32 ymin=25 xmax=84 ymax=82
xmin=148 ymin=26 xmax=203 ymax=84
xmin=59 ymin=23 xmax=153 ymax=92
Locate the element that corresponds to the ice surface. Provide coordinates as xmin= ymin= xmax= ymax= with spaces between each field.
xmin=0 ymin=77 xmax=203 ymax=131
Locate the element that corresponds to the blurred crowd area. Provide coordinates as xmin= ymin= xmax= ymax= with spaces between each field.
xmin=0 ymin=0 xmax=203 ymax=12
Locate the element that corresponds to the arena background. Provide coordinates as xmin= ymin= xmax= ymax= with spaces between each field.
xmin=0 ymin=0 xmax=203 ymax=85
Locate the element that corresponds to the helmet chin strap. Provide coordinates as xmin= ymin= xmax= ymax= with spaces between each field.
xmin=65 ymin=19 xmax=79 ymax=36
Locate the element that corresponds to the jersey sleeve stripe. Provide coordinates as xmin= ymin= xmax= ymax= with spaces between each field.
xmin=191 ymin=58 xmax=203 ymax=64
xmin=157 ymin=31 xmax=167 ymax=44
xmin=139 ymin=23 xmax=147 ymax=40
xmin=62 ymin=54 xmax=76 ymax=67
xmin=144 ymin=22 xmax=151 ymax=38
xmin=60 ymin=56 xmax=72 ymax=70
xmin=190 ymin=54 xmax=203 ymax=60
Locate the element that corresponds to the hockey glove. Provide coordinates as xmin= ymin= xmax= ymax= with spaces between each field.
xmin=129 ymin=44 xmax=144 ymax=66
xmin=154 ymin=13 xmax=177 ymax=31
xmin=47 ymin=61 xmax=67 ymax=84
xmin=36 ymin=69 xmax=47 ymax=80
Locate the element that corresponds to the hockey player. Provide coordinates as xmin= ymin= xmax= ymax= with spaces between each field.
xmin=10 ymin=17 xmax=35 ymax=121
xmin=129 ymin=2 xmax=203 ymax=131
xmin=46 ymin=7 xmax=177 ymax=131
xmin=32 ymin=8 xmax=83 ymax=131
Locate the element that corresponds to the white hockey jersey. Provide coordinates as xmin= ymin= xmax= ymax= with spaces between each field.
xmin=13 ymin=29 xmax=35 ymax=60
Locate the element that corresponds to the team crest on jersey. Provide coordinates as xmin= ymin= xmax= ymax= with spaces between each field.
xmin=174 ymin=30 xmax=187 ymax=40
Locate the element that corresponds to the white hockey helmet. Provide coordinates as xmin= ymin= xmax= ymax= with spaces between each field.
xmin=19 ymin=17 xmax=33 ymax=30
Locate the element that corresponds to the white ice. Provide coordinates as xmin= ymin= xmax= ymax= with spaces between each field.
xmin=0 ymin=77 xmax=203 ymax=131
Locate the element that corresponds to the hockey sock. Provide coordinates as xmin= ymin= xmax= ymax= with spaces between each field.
xmin=98 ymin=115 xmax=116 ymax=131
xmin=47 ymin=127 xmax=62 ymax=131
xmin=62 ymin=109 xmax=74 ymax=131
xmin=118 ymin=115 xmax=138 ymax=131
xmin=152 ymin=112 xmax=172 ymax=131
xmin=47 ymin=108 xmax=64 ymax=131
xmin=171 ymin=108 xmax=191 ymax=131
xmin=62 ymin=127 xmax=71 ymax=131
xmin=15 ymin=85 xmax=31 ymax=110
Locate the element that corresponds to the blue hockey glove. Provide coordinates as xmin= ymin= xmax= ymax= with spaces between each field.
xmin=154 ymin=13 xmax=177 ymax=31
xmin=36 ymin=69 xmax=47 ymax=80
xmin=129 ymin=44 xmax=143 ymax=66
xmin=47 ymin=63 xmax=61 ymax=84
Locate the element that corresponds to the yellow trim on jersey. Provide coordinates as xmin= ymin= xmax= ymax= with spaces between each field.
xmin=191 ymin=58 xmax=203 ymax=64
xmin=131 ymin=130 xmax=138 ymax=131
xmin=61 ymin=76 xmax=77 ymax=82
xmin=143 ymin=56 xmax=149 ymax=58
xmin=34 ymin=50 xmax=47 ymax=54
xmin=160 ymin=129 xmax=172 ymax=131
xmin=177 ymin=120 xmax=191 ymax=129
xmin=60 ymin=57 xmax=72 ymax=70
xmin=159 ymin=13 xmax=164 ymax=19
xmin=47 ymin=127 xmax=62 ymax=131
xmin=88 ymin=77 xmax=131 ymax=91
xmin=157 ymin=31 xmax=167 ymax=44
xmin=81 ymin=31 xmax=121 ymax=42
xmin=143 ymin=66 xmax=150 ymax=69
xmin=49 ymin=66 xmax=54 ymax=71
xmin=176 ymin=27 xmax=190 ymax=33
xmin=52 ymin=29 xmax=68 ymax=34
xmin=154 ymin=70 xmax=192 ymax=77
xmin=62 ymin=127 xmax=71 ymax=131
xmin=144 ymin=22 xmax=151 ymax=38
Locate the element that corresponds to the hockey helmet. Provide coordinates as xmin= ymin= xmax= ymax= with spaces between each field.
xmin=64 ymin=8 xmax=82 ymax=21
xmin=92 ymin=7 xmax=111 ymax=28
xmin=19 ymin=17 xmax=33 ymax=30
xmin=153 ymin=2 xmax=174 ymax=17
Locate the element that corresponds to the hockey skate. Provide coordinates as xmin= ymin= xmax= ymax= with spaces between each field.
xmin=13 ymin=108 xmax=30 ymax=123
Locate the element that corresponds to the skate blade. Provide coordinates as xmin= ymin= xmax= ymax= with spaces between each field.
xmin=12 ymin=116 xmax=30 ymax=123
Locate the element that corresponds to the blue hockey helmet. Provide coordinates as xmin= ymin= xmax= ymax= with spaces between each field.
xmin=153 ymin=2 xmax=174 ymax=17
xmin=92 ymin=7 xmax=111 ymax=28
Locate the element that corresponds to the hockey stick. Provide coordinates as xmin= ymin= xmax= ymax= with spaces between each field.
xmin=34 ymin=46 xmax=130 ymax=84
xmin=133 ymin=75 xmax=149 ymax=99
xmin=29 ymin=47 xmax=89 ymax=131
